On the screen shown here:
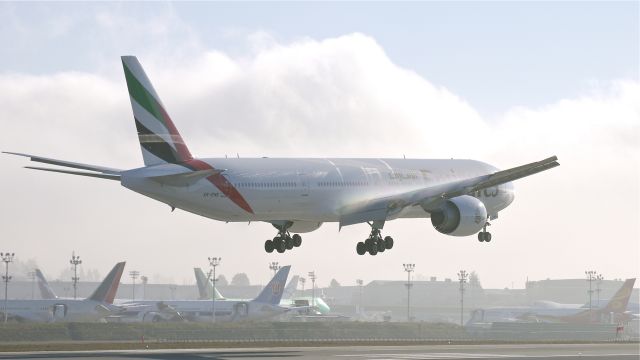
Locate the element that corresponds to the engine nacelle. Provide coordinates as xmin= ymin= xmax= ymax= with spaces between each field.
xmin=430 ymin=195 xmax=487 ymax=236
xmin=288 ymin=221 xmax=322 ymax=233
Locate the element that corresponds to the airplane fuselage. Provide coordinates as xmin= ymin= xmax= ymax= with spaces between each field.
xmin=122 ymin=158 xmax=515 ymax=229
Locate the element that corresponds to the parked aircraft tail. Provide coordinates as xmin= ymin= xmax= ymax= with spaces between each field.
xmin=121 ymin=56 xmax=193 ymax=166
xmin=254 ymin=265 xmax=291 ymax=305
xmin=87 ymin=262 xmax=126 ymax=304
xmin=35 ymin=269 xmax=58 ymax=299
xmin=283 ymin=275 xmax=299 ymax=299
xmin=193 ymin=267 xmax=225 ymax=300
xmin=601 ymin=278 xmax=636 ymax=313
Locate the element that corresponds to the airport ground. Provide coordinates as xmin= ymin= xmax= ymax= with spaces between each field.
xmin=0 ymin=343 xmax=638 ymax=359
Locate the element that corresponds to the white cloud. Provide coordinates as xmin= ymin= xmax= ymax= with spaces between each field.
xmin=0 ymin=32 xmax=638 ymax=289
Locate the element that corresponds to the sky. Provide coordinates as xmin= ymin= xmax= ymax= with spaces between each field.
xmin=0 ymin=2 xmax=638 ymax=290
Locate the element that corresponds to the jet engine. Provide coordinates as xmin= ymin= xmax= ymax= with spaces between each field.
xmin=429 ymin=195 xmax=487 ymax=236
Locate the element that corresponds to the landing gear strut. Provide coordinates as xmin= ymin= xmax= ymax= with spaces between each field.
xmin=477 ymin=222 xmax=492 ymax=242
xmin=356 ymin=225 xmax=394 ymax=256
xmin=264 ymin=226 xmax=302 ymax=254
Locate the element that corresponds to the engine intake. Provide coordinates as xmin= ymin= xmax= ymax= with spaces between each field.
xmin=430 ymin=195 xmax=487 ymax=236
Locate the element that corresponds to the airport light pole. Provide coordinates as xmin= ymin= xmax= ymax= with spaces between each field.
xmin=458 ymin=270 xmax=468 ymax=327
xmin=585 ymin=270 xmax=596 ymax=321
xmin=1 ymin=252 xmax=15 ymax=324
xmin=403 ymin=263 xmax=415 ymax=322
xmin=356 ymin=279 xmax=363 ymax=312
xmin=308 ymin=271 xmax=316 ymax=308
xmin=129 ymin=270 xmax=140 ymax=301
xmin=299 ymin=277 xmax=306 ymax=296
xmin=269 ymin=262 xmax=280 ymax=277
xmin=595 ymin=274 xmax=604 ymax=307
xmin=70 ymin=251 xmax=82 ymax=299
xmin=208 ymin=257 xmax=221 ymax=323
xmin=141 ymin=276 xmax=148 ymax=300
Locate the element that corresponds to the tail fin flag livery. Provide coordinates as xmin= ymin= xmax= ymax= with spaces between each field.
xmin=121 ymin=56 xmax=192 ymax=166
xmin=254 ymin=265 xmax=291 ymax=305
xmin=35 ymin=269 xmax=58 ymax=300
xmin=88 ymin=262 xmax=126 ymax=304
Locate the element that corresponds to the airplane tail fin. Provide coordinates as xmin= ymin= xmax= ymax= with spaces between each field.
xmin=194 ymin=267 xmax=225 ymax=300
xmin=254 ymin=265 xmax=291 ymax=305
xmin=283 ymin=275 xmax=299 ymax=298
xmin=601 ymin=278 xmax=636 ymax=314
xmin=87 ymin=262 xmax=126 ymax=304
xmin=121 ymin=56 xmax=193 ymax=166
xmin=35 ymin=269 xmax=58 ymax=299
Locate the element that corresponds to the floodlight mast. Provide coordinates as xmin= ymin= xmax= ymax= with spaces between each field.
xmin=1 ymin=252 xmax=15 ymax=324
xmin=69 ymin=251 xmax=82 ymax=299
xmin=129 ymin=270 xmax=140 ymax=301
xmin=269 ymin=262 xmax=280 ymax=277
xmin=403 ymin=263 xmax=415 ymax=322
xmin=585 ymin=270 xmax=596 ymax=321
xmin=458 ymin=270 xmax=468 ymax=327
xmin=208 ymin=257 xmax=221 ymax=323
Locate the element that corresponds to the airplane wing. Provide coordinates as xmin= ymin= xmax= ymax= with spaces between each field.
xmin=4 ymin=152 xmax=122 ymax=180
xmin=339 ymin=156 xmax=559 ymax=228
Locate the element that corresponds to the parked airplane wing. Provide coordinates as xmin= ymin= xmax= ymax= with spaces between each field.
xmin=339 ymin=156 xmax=559 ymax=228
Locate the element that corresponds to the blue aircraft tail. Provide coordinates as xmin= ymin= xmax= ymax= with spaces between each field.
xmin=253 ymin=265 xmax=291 ymax=305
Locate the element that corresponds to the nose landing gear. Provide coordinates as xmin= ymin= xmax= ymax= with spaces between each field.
xmin=478 ymin=222 xmax=492 ymax=242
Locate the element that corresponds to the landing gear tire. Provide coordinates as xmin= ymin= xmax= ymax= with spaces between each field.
xmin=292 ymin=234 xmax=302 ymax=247
xmin=384 ymin=236 xmax=394 ymax=249
xmin=285 ymin=236 xmax=294 ymax=250
xmin=369 ymin=247 xmax=378 ymax=256
xmin=377 ymin=239 xmax=386 ymax=253
xmin=356 ymin=242 xmax=367 ymax=255
xmin=274 ymin=237 xmax=286 ymax=253
xmin=264 ymin=239 xmax=274 ymax=253
xmin=478 ymin=231 xmax=492 ymax=242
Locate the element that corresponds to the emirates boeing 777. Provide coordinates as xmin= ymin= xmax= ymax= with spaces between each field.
xmin=5 ymin=56 xmax=559 ymax=256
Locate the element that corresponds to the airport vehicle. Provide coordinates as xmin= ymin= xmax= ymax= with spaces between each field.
xmin=467 ymin=278 xmax=636 ymax=326
xmin=0 ymin=262 xmax=125 ymax=322
xmin=5 ymin=56 xmax=560 ymax=256
xmin=111 ymin=265 xmax=292 ymax=323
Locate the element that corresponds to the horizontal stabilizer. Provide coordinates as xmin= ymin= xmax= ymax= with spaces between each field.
xmin=4 ymin=152 xmax=121 ymax=174
xmin=25 ymin=167 xmax=121 ymax=181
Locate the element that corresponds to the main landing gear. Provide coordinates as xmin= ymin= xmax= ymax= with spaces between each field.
xmin=356 ymin=227 xmax=394 ymax=256
xmin=478 ymin=222 xmax=492 ymax=242
xmin=264 ymin=231 xmax=302 ymax=254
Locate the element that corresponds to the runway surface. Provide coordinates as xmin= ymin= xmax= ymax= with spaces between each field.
xmin=0 ymin=343 xmax=638 ymax=359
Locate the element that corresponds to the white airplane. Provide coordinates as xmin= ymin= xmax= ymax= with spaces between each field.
xmin=467 ymin=278 xmax=637 ymax=326
xmin=1 ymin=262 xmax=125 ymax=322
xmin=194 ymin=268 xmax=330 ymax=314
xmin=111 ymin=265 xmax=292 ymax=323
xmin=5 ymin=56 xmax=560 ymax=256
